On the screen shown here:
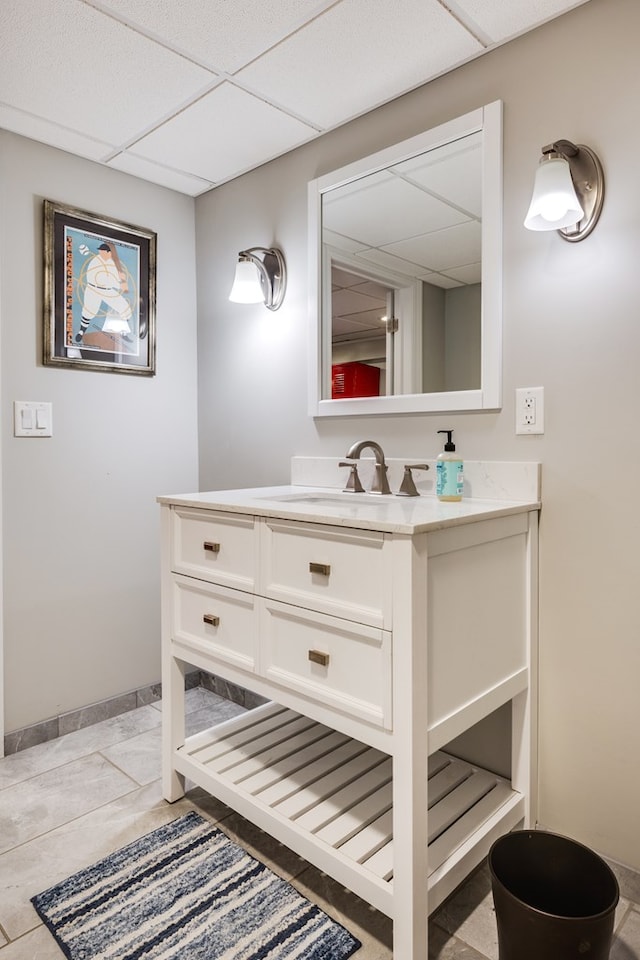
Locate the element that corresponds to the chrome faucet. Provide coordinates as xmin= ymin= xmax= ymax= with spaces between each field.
xmin=344 ymin=440 xmax=391 ymax=495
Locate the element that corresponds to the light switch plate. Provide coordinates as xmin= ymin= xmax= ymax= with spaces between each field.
xmin=14 ymin=401 xmax=53 ymax=437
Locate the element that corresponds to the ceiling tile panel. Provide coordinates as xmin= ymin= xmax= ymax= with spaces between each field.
xmin=332 ymin=266 xmax=368 ymax=288
xmin=443 ymin=262 xmax=482 ymax=284
xmin=333 ymin=315 xmax=386 ymax=338
xmin=454 ymin=0 xmax=589 ymax=41
xmin=323 ymin=230 xmax=369 ymax=255
xmin=357 ymin=280 xmax=393 ymax=299
xmin=324 ymin=172 xmax=469 ymax=248
xmin=0 ymin=104 xmax=111 ymax=162
xmin=0 ymin=0 xmax=215 ymax=145
xmin=107 ymin=153 xmax=213 ymax=196
xmin=422 ymin=274 xmax=463 ymax=289
xmin=332 ymin=287 xmax=388 ymax=317
xmin=354 ymin=248 xmax=429 ymax=278
xmin=98 ymin=0 xmax=338 ymax=74
xmin=383 ymin=220 xmax=482 ymax=272
xmin=131 ymin=83 xmax=317 ymax=185
xmin=396 ymin=133 xmax=482 ymax=217
xmin=235 ymin=0 xmax=483 ymax=129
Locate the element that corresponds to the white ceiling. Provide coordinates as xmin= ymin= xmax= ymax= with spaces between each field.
xmin=0 ymin=0 xmax=589 ymax=198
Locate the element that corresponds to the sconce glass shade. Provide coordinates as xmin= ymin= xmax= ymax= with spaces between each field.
xmin=229 ymin=258 xmax=264 ymax=304
xmin=228 ymin=247 xmax=287 ymax=310
xmin=524 ymin=154 xmax=584 ymax=231
xmin=524 ymin=141 xmax=604 ymax=241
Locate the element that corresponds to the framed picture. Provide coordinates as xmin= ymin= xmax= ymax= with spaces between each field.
xmin=43 ymin=200 xmax=156 ymax=375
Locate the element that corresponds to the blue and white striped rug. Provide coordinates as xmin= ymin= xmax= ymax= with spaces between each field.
xmin=31 ymin=811 xmax=361 ymax=959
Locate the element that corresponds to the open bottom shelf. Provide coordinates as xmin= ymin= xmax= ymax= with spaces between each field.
xmin=173 ymin=701 xmax=524 ymax=917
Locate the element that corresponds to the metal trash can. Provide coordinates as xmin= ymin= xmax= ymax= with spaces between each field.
xmin=489 ymin=830 xmax=619 ymax=960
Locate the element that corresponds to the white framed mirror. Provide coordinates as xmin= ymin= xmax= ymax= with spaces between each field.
xmin=308 ymin=101 xmax=502 ymax=417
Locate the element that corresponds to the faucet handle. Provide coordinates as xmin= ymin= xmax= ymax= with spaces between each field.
xmin=339 ymin=460 xmax=365 ymax=493
xmin=397 ymin=463 xmax=430 ymax=497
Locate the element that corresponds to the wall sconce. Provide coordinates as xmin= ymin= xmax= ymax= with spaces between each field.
xmin=524 ymin=140 xmax=604 ymax=241
xmin=228 ymin=247 xmax=287 ymax=310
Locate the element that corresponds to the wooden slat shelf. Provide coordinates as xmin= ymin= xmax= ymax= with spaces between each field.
xmin=175 ymin=701 xmax=524 ymax=916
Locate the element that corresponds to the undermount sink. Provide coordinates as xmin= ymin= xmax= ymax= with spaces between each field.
xmin=259 ymin=491 xmax=387 ymax=506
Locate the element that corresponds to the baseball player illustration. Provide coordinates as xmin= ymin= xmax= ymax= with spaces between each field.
xmin=75 ymin=241 xmax=133 ymax=343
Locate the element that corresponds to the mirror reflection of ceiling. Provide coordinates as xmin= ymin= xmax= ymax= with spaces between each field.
xmin=325 ymin=132 xmax=482 ymax=291
xmin=331 ymin=268 xmax=391 ymax=342
xmin=1 ymin=0 xmax=590 ymax=196
xmin=327 ymin=133 xmax=481 ymax=343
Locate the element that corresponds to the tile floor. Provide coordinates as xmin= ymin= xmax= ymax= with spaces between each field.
xmin=1 ymin=688 xmax=639 ymax=959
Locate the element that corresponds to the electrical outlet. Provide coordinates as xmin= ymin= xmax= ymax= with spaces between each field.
xmin=516 ymin=387 xmax=544 ymax=435
xmin=523 ymin=395 xmax=536 ymax=424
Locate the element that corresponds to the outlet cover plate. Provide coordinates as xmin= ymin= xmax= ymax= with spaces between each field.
xmin=515 ymin=387 xmax=544 ymax=435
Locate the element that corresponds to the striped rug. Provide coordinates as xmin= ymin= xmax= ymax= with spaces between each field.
xmin=31 ymin=811 xmax=361 ymax=959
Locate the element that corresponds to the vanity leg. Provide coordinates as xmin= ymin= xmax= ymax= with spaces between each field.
xmin=391 ymin=533 xmax=430 ymax=960
xmin=160 ymin=503 xmax=186 ymax=802
xmin=162 ymin=653 xmax=186 ymax=801
xmin=512 ymin=510 xmax=539 ymax=826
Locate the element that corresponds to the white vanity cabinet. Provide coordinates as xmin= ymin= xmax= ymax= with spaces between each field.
xmin=160 ymin=484 xmax=539 ymax=960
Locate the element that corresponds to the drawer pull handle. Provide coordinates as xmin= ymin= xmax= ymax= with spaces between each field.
xmin=203 ymin=614 xmax=220 ymax=627
xmin=309 ymin=562 xmax=331 ymax=576
xmin=203 ymin=541 xmax=220 ymax=554
xmin=308 ymin=649 xmax=330 ymax=667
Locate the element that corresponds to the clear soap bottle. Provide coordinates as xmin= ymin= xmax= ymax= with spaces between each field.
xmin=436 ymin=429 xmax=463 ymax=502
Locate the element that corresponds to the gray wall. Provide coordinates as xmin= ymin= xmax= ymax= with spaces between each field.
xmin=421 ymin=281 xmax=445 ymax=394
xmin=420 ymin=282 xmax=481 ymax=393
xmin=0 ymin=132 xmax=199 ymax=733
xmin=444 ymin=283 xmax=481 ymax=391
xmin=195 ymin=0 xmax=640 ymax=871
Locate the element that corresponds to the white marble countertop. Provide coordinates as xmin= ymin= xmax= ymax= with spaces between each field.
xmin=157 ymin=485 xmax=540 ymax=535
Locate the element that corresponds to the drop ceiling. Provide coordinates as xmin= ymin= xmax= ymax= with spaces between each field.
xmin=0 ymin=0 xmax=589 ymax=197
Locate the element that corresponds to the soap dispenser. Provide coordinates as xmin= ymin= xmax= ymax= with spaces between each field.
xmin=436 ymin=430 xmax=463 ymax=502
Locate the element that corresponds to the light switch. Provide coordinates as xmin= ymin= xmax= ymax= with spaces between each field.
xmin=14 ymin=401 xmax=53 ymax=437
xmin=21 ymin=407 xmax=35 ymax=430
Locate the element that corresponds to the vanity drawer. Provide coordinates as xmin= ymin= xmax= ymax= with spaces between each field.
xmin=171 ymin=506 xmax=257 ymax=591
xmin=261 ymin=518 xmax=391 ymax=628
xmin=260 ymin=598 xmax=392 ymax=728
xmin=171 ymin=574 xmax=257 ymax=672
